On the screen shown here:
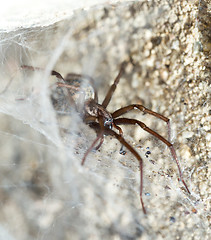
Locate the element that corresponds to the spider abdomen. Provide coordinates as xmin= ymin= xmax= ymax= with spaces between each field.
xmin=84 ymin=99 xmax=99 ymax=117
xmin=65 ymin=77 xmax=95 ymax=104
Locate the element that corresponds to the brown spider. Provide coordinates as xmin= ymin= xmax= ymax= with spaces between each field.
xmin=22 ymin=63 xmax=190 ymax=214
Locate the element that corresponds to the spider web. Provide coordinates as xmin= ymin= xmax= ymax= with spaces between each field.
xmin=0 ymin=1 xmax=210 ymax=240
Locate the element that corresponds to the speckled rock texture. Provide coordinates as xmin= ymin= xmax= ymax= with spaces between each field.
xmin=0 ymin=1 xmax=210 ymax=239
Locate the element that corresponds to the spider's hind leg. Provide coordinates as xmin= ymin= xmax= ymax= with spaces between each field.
xmin=82 ymin=120 xmax=147 ymax=214
xmin=81 ymin=131 xmax=104 ymax=165
xmin=94 ymin=136 xmax=104 ymax=151
xmin=104 ymin=127 xmax=147 ymax=214
xmin=81 ymin=118 xmax=105 ymax=165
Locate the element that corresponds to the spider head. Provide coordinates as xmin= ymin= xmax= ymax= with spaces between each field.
xmin=104 ymin=117 xmax=113 ymax=129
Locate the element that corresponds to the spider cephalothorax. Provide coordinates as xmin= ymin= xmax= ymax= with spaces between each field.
xmin=84 ymin=99 xmax=113 ymax=128
xmin=22 ymin=63 xmax=190 ymax=214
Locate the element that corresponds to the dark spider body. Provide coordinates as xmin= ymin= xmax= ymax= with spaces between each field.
xmin=85 ymin=99 xmax=113 ymax=127
xmin=22 ymin=63 xmax=190 ymax=214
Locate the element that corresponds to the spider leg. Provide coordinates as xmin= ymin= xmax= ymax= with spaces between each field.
xmin=21 ymin=65 xmax=78 ymax=110
xmin=94 ymin=136 xmax=104 ymax=150
xmin=82 ymin=121 xmax=147 ymax=214
xmin=102 ymin=61 xmax=127 ymax=108
xmin=112 ymin=104 xmax=172 ymax=142
xmin=112 ymin=123 xmax=126 ymax=154
xmin=56 ymin=82 xmax=81 ymax=91
xmin=114 ymin=118 xmax=190 ymax=194
xmin=21 ymin=65 xmax=44 ymax=72
xmin=103 ymin=127 xmax=146 ymax=214
xmin=81 ymin=131 xmax=104 ymax=165
xmin=84 ymin=117 xmax=104 ymax=150
xmin=22 ymin=65 xmax=65 ymax=80
xmin=81 ymin=117 xmax=105 ymax=165
xmin=51 ymin=70 xmax=64 ymax=80
xmin=49 ymin=71 xmax=80 ymax=110
xmin=113 ymin=122 xmax=123 ymax=136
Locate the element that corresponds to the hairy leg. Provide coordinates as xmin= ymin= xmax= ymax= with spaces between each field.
xmin=112 ymin=122 xmax=126 ymax=154
xmin=112 ymin=104 xmax=172 ymax=141
xmin=83 ymin=121 xmax=147 ymax=214
xmin=81 ymin=131 xmax=104 ymax=165
xmin=114 ymin=118 xmax=190 ymax=194
xmin=94 ymin=136 xmax=104 ymax=150
xmin=102 ymin=61 xmax=127 ymax=108
xmin=81 ymin=117 xmax=105 ymax=165
xmin=104 ymin=127 xmax=146 ymax=214
xmin=21 ymin=65 xmax=78 ymax=109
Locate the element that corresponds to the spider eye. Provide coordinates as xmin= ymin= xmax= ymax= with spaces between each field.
xmin=104 ymin=118 xmax=113 ymax=128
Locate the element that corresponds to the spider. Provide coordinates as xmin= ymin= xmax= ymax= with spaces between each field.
xmin=21 ymin=62 xmax=190 ymax=214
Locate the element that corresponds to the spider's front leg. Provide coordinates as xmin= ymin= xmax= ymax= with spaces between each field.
xmin=102 ymin=61 xmax=127 ymax=108
xmin=112 ymin=104 xmax=172 ymax=142
xmin=114 ymin=118 xmax=190 ymax=194
xmin=21 ymin=65 xmax=64 ymax=81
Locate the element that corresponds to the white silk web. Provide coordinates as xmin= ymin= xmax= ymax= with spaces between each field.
xmin=0 ymin=1 xmax=209 ymax=240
